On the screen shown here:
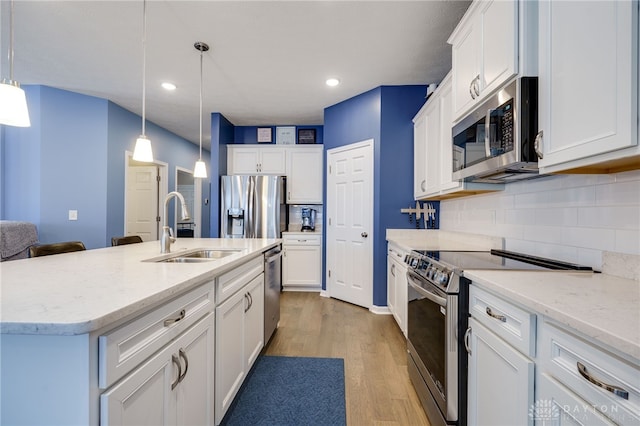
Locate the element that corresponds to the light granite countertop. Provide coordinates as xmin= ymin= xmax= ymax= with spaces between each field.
xmin=0 ymin=238 xmax=280 ymax=336
xmin=464 ymin=269 xmax=640 ymax=364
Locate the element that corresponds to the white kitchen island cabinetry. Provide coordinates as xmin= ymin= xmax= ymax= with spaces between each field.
xmin=537 ymin=0 xmax=639 ymax=174
xmin=282 ymin=232 xmax=322 ymax=291
xmin=214 ymin=256 xmax=264 ymax=425
xmin=101 ymin=312 xmax=215 ymax=426
xmin=227 ymin=145 xmax=287 ymax=175
xmin=0 ymin=238 xmax=278 ymax=426
xmin=286 ymin=145 xmax=323 ymax=204
xmin=466 ymin=285 xmax=535 ymax=426
xmin=448 ymin=0 xmax=536 ymax=123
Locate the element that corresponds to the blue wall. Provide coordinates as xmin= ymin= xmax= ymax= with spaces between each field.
xmin=1 ymin=85 xmax=207 ymax=248
xmin=233 ymin=125 xmax=324 ymax=145
xmin=210 ymin=112 xmax=236 ymax=237
xmin=323 ymin=85 xmax=427 ymax=307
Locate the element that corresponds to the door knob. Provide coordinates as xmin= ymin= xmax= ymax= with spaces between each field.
xmin=361 ymin=232 xmax=368 ymax=238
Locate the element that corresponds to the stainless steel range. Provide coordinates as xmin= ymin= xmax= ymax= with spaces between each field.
xmin=405 ymin=249 xmax=593 ymax=426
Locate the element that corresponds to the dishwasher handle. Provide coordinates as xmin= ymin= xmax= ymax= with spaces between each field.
xmin=265 ymin=249 xmax=283 ymax=264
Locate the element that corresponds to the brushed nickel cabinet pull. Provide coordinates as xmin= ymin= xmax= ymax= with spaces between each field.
xmin=485 ymin=306 xmax=506 ymax=322
xmin=178 ymin=349 xmax=189 ymax=383
xmin=164 ymin=309 xmax=186 ymax=327
xmin=577 ymin=362 xmax=629 ymax=400
xmin=464 ymin=327 xmax=472 ymax=355
xmin=244 ymin=293 xmax=250 ymax=313
xmin=171 ymin=354 xmax=181 ymax=390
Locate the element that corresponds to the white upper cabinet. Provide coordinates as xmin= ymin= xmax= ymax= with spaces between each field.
xmin=228 ymin=145 xmax=287 ymax=175
xmin=286 ymin=146 xmax=323 ymax=204
xmin=413 ymin=106 xmax=429 ymax=199
xmin=450 ymin=0 xmax=518 ymax=121
xmin=537 ymin=0 xmax=639 ymax=174
xmin=413 ymin=73 xmax=501 ymax=200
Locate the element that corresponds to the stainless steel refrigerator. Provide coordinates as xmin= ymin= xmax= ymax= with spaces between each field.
xmin=220 ymin=175 xmax=287 ymax=238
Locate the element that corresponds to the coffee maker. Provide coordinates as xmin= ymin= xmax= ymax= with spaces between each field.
xmin=301 ymin=208 xmax=317 ymax=232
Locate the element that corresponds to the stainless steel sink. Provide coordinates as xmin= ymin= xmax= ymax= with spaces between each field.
xmin=148 ymin=248 xmax=244 ymax=263
xmin=181 ymin=249 xmax=242 ymax=259
xmin=161 ymin=257 xmax=214 ymax=263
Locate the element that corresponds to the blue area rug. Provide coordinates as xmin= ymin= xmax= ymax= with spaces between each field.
xmin=221 ymin=355 xmax=346 ymax=426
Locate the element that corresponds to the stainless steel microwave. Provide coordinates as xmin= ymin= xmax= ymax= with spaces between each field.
xmin=452 ymin=77 xmax=540 ymax=183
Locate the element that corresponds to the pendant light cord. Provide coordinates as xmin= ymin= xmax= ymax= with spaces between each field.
xmin=141 ymin=0 xmax=147 ymax=136
xmin=199 ymin=47 xmax=203 ymax=160
xmin=9 ymin=0 xmax=15 ymax=81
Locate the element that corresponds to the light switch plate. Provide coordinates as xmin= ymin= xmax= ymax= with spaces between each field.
xmin=68 ymin=210 xmax=78 ymax=221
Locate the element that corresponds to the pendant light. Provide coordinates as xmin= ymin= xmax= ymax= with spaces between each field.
xmin=193 ymin=41 xmax=209 ymax=179
xmin=0 ymin=0 xmax=30 ymax=127
xmin=132 ymin=0 xmax=153 ymax=162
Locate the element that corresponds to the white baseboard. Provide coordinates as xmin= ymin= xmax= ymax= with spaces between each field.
xmin=369 ymin=305 xmax=392 ymax=315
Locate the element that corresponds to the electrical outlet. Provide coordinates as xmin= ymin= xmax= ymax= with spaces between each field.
xmin=68 ymin=210 xmax=78 ymax=221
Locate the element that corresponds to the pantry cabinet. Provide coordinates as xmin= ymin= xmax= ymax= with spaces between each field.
xmin=286 ymin=146 xmax=323 ymax=204
xmin=227 ymin=145 xmax=287 ymax=175
xmin=537 ymin=0 xmax=639 ymax=174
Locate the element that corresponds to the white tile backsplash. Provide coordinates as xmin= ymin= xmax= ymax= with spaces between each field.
xmin=441 ymin=169 xmax=640 ymax=270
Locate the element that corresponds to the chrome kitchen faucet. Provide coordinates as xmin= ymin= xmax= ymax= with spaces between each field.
xmin=161 ymin=191 xmax=190 ymax=253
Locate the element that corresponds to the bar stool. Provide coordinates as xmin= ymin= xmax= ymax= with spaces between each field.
xmin=29 ymin=241 xmax=86 ymax=257
xmin=111 ymin=235 xmax=143 ymax=246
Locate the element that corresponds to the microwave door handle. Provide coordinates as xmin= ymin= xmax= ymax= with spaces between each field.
xmin=485 ymin=108 xmax=492 ymax=157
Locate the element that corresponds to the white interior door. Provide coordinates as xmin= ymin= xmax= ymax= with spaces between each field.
xmin=326 ymin=140 xmax=373 ymax=309
xmin=126 ymin=165 xmax=159 ymax=241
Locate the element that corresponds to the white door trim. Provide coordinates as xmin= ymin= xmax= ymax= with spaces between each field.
xmin=124 ymin=151 xmax=169 ymax=240
xmin=325 ymin=138 xmax=374 ymax=309
xmin=174 ymin=166 xmax=202 ymax=238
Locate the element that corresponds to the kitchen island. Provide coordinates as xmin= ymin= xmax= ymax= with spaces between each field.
xmin=0 ymin=238 xmax=280 ymax=425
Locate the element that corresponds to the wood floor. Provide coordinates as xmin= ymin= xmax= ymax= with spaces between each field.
xmin=264 ymin=291 xmax=430 ymax=426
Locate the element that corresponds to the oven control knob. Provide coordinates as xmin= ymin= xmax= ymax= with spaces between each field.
xmin=439 ymin=273 xmax=449 ymax=284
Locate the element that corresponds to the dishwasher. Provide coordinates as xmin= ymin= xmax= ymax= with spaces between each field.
xmin=264 ymin=245 xmax=282 ymax=343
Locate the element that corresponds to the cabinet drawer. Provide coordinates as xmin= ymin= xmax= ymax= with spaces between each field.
xmin=469 ymin=285 xmax=536 ymax=357
xmin=283 ymin=234 xmax=321 ymax=246
xmin=216 ymin=255 xmax=264 ymax=305
xmin=537 ymin=373 xmax=616 ymax=425
xmin=539 ymin=320 xmax=640 ymax=425
xmin=99 ymin=282 xmax=214 ymax=389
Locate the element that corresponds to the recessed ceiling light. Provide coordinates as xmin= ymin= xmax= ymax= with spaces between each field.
xmin=326 ymin=78 xmax=340 ymax=87
xmin=161 ymin=82 xmax=177 ymax=91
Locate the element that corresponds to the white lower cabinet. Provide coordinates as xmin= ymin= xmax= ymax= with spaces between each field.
xmin=466 ymin=285 xmax=535 ymax=426
xmin=467 ymin=317 xmax=534 ymax=426
xmin=282 ymin=233 xmax=322 ymax=290
xmin=215 ymin=273 xmax=264 ymax=425
xmin=100 ymin=313 xmax=215 ymax=426
xmin=537 ymin=373 xmax=616 ymax=425
xmin=537 ymin=319 xmax=640 ymax=425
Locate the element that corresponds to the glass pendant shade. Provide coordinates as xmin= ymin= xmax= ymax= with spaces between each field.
xmin=0 ymin=81 xmax=30 ymax=127
xmin=194 ymin=159 xmax=207 ymax=178
xmin=133 ymin=135 xmax=153 ymax=162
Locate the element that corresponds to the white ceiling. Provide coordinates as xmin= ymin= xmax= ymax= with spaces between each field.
xmin=1 ymin=0 xmax=471 ymax=150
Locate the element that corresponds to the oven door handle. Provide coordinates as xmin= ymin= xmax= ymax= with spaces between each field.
xmin=407 ymin=272 xmax=447 ymax=307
